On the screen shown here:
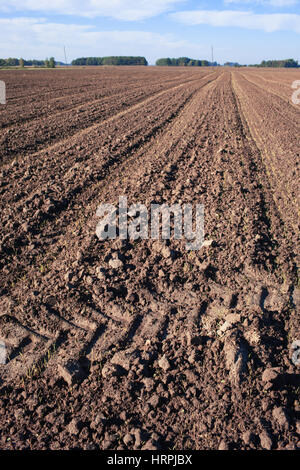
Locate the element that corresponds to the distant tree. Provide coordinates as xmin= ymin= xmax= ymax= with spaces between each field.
xmin=72 ymin=56 xmax=148 ymax=66
xmin=6 ymin=58 xmax=19 ymax=66
xmin=22 ymin=59 xmax=44 ymax=67
xmin=86 ymin=57 xmax=100 ymax=66
xmin=177 ymin=57 xmax=191 ymax=66
xmin=255 ymin=58 xmax=299 ymax=68
xmin=224 ymin=62 xmax=241 ymax=67
xmin=102 ymin=56 xmax=147 ymax=66
xmin=155 ymin=57 xmax=218 ymax=67
xmin=156 ymin=58 xmax=172 ymax=66
xmin=19 ymin=58 xmax=25 ymax=68
xmin=284 ymin=58 xmax=298 ymax=68
xmin=45 ymin=58 xmax=50 ymax=68
xmin=72 ymin=58 xmax=87 ymax=66
xmin=49 ymin=57 xmax=56 ymax=68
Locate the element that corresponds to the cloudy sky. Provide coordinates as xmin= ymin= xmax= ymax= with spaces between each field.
xmin=0 ymin=0 xmax=299 ymax=64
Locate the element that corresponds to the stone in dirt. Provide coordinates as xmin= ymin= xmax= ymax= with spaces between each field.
xmin=96 ymin=268 xmax=106 ymax=280
xmin=109 ymin=258 xmax=123 ymax=269
xmin=161 ymin=246 xmax=172 ymax=259
xmin=132 ymin=428 xmax=143 ymax=448
xmin=67 ymin=419 xmax=80 ymax=435
xmin=242 ymin=431 xmax=254 ymax=445
xmin=123 ymin=433 xmax=134 ymax=446
xmin=218 ymin=314 xmax=241 ymax=335
xmin=149 ymin=394 xmax=161 ymax=408
xmin=141 ymin=440 xmax=159 ymax=450
xmin=101 ymin=362 xmax=127 ymax=378
xmin=91 ymin=413 xmax=106 ymax=429
xmin=158 ymin=355 xmax=171 ymax=371
xmin=259 ymin=431 xmax=273 ymax=450
xmin=57 ymin=361 xmax=85 ymax=386
xmin=262 ymin=367 xmax=281 ymax=383
xmin=272 ymin=407 xmax=289 ymax=429
xmin=110 ymin=348 xmax=141 ymax=372
xmin=64 ymin=271 xmax=73 ymax=283
xmin=218 ymin=440 xmax=229 ymax=450
xmin=142 ymin=378 xmax=155 ymax=391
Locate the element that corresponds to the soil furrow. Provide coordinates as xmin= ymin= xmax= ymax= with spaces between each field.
xmin=0 ymin=67 xmax=298 ymax=451
xmin=0 ymin=72 xmax=214 ymax=163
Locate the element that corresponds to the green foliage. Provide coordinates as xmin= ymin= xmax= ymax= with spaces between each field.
xmin=72 ymin=56 xmax=148 ymax=66
xmin=0 ymin=57 xmax=58 ymax=68
xmin=155 ymin=57 xmax=216 ymax=66
xmin=5 ymin=57 xmax=19 ymax=66
xmin=224 ymin=62 xmax=241 ymax=67
xmin=250 ymin=58 xmax=299 ymax=68
xmin=49 ymin=57 xmax=56 ymax=68
xmin=86 ymin=57 xmax=102 ymax=65
xmin=24 ymin=59 xmax=45 ymax=67
xmin=44 ymin=57 xmax=55 ymax=68
xmin=155 ymin=58 xmax=172 ymax=66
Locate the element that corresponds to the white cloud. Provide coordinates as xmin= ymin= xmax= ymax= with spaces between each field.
xmin=266 ymin=0 xmax=298 ymax=5
xmin=0 ymin=17 xmax=204 ymax=63
xmin=225 ymin=0 xmax=299 ymax=6
xmin=0 ymin=0 xmax=184 ymax=21
xmin=171 ymin=9 xmax=300 ymax=32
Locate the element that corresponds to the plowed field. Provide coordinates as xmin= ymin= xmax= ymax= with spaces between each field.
xmin=0 ymin=66 xmax=299 ymax=450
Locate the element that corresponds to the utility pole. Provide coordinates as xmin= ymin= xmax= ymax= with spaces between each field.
xmin=211 ymin=45 xmax=214 ymax=66
xmin=64 ymin=46 xmax=68 ymax=66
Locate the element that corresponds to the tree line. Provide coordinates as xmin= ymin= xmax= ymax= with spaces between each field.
xmin=0 ymin=57 xmax=57 ymax=68
xmin=249 ymin=59 xmax=299 ymax=68
xmin=71 ymin=56 xmax=148 ymax=66
xmin=155 ymin=57 xmax=218 ymax=67
xmin=1 ymin=56 xmax=298 ymax=68
xmin=157 ymin=57 xmax=298 ymax=68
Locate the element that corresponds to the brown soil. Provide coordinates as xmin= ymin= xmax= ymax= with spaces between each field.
xmin=0 ymin=67 xmax=299 ymax=450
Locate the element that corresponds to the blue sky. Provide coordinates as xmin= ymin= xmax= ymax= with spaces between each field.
xmin=0 ymin=1 xmax=299 ymax=64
